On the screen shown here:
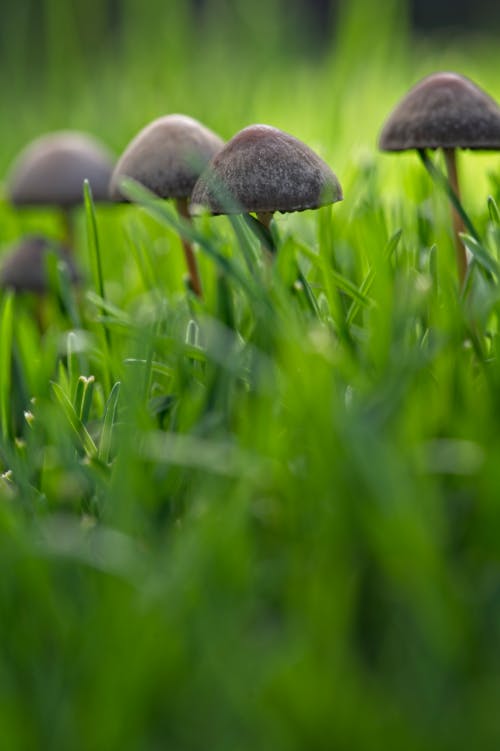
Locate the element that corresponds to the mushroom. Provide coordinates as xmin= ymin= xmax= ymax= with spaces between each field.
xmin=109 ymin=114 xmax=225 ymax=298
xmin=190 ymin=124 xmax=342 ymax=259
xmin=0 ymin=234 xmax=80 ymax=294
xmin=379 ymin=72 xmax=500 ymax=285
xmin=6 ymin=131 xmax=114 ymax=248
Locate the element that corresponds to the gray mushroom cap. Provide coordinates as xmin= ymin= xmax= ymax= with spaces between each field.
xmin=190 ymin=124 xmax=342 ymax=216
xmin=6 ymin=132 xmax=114 ymax=207
xmin=109 ymin=114 xmax=225 ymax=201
xmin=379 ymin=72 xmax=500 ymax=151
xmin=0 ymin=235 xmax=80 ymax=294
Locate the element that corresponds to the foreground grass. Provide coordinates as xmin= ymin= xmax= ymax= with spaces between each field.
xmin=2 ymin=1 xmax=500 ymax=748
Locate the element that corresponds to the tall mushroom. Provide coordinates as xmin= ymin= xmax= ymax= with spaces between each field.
xmin=190 ymin=124 xmax=342 ymax=242
xmin=379 ymin=72 xmax=500 ymax=285
xmin=0 ymin=235 xmax=79 ymax=295
xmin=6 ymin=131 xmax=114 ymax=248
xmin=109 ymin=114 xmax=225 ymax=298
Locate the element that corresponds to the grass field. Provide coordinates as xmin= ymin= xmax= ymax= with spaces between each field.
xmin=2 ymin=0 xmax=500 ymax=748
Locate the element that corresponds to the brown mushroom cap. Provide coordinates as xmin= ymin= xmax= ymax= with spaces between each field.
xmin=6 ymin=132 xmax=114 ymax=207
xmin=379 ymin=72 xmax=500 ymax=151
xmin=190 ymin=124 xmax=342 ymax=216
xmin=109 ymin=114 xmax=225 ymax=201
xmin=0 ymin=235 xmax=80 ymax=294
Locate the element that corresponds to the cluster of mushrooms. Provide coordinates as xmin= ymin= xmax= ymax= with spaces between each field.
xmin=2 ymin=71 xmax=500 ymax=302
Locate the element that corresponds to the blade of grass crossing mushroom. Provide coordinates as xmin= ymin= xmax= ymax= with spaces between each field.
xmin=121 ymin=177 xmax=266 ymax=307
xmin=243 ymin=214 xmax=276 ymax=257
xmin=418 ymin=150 xmax=479 ymax=238
xmin=0 ymin=291 xmax=14 ymax=441
xmin=417 ymin=148 xmax=487 ymax=288
xmin=228 ymin=214 xmax=263 ymax=277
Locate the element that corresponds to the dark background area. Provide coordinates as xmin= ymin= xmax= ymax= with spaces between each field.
xmin=278 ymin=0 xmax=500 ymax=35
xmin=190 ymin=0 xmax=500 ymax=33
xmin=1 ymin=0 xmax=499 ymax=75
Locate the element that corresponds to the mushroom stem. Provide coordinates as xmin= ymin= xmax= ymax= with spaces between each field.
xmin=61 ymin=207 xmax=75 ymax=250
xmin=256 ymin=212 xmax=275 ymax=263
xmin=443 ymin=147 xmax=467 ymax=286
xmin=175 ymin=197 xmax=203 ymax=298
xmin=256 ymin=212 xmax=273 ymax=230
xmin=35 ymin=297 xmax=48 ymax=334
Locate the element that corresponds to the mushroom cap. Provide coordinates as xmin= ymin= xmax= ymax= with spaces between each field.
xmin=0 ymin=235 xmax=80 ymax=294
xmin=190 ymin=124 xmax=342 ymax=216
xmin=6 ymin=131 xmax=114 ymax=207
xmin=379 ymin=72 xmax=500 ymax=151
xmin=109 ymin=114 xmax=225 ymax=201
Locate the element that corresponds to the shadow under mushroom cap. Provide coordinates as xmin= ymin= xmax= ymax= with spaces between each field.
xmin=379 ymin=72 xmax=500 ymax=151
xmin=109 ymin=114 xmax=225 ymax=201
xmin=190 ymin=124 xmax=342 ymax=216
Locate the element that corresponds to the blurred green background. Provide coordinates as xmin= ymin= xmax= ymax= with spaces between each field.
xmin=2 ymin=1 xmax=500 ymax=750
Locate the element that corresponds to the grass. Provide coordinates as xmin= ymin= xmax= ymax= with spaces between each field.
xmin=3 ymin=0 xmax=500 ymax=748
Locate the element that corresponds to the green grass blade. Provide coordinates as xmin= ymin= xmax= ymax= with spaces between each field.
xmin=488 ymin=195 xmax=500 ymax=225
xmin=84 ymin=179 xmax=106 ymax=302
xmin=75 ymin=375 xmax=95 ymax=423
xmin=418 ymin=149 xmax=480 ymax=241
xmin=99 ymin=381 xmax=121 ymax=464
xmin=0 ymin=292 xmax=14 ymax=441
xmin=460 ymin=233 xmax=500 ymax=278
xmin=51 ymin=381 xmax=98 ymax=458
xmin=346 ymin=228 xmax=401 ymax=326
xmin=84 ymin=179 xmax=112 ymax=390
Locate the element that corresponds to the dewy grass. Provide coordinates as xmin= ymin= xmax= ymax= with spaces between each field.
xmin=4 ymin=0 xmax=500 ymax=748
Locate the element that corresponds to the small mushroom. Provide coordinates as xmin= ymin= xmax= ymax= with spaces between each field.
xmin=0 ymin=234 xmax=80 ymax=294
xmin=110 ymin=114 xmax=225 ymax=298
xmin=6 ymin=131 xmax=114 ymax=248
xmin=190 ymin=124 xmax=342 ymax=256
xmin=379 ymin=72 xmax=500 ymax=284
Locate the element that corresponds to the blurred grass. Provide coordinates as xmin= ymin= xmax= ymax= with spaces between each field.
xmin=2 ymin=0 xmax=500 ymax=749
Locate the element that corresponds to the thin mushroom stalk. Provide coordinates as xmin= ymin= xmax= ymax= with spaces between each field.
xmin=443 ymin=148 xmax=467 ymax=285
xmin=256 ymin=212 xmax=273 ymax=231
xmin=176 ymin=197 xmax=203 ymax=298
xmin=255 ymin=212 xmax=276 ymax=263
xmin=61 ymin=207 xmax=76 ymax=250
